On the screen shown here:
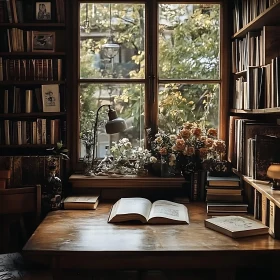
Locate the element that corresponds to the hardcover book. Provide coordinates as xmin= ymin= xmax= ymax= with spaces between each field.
xmin=207 ymin=174 xmax=240 ymax=187
xmin=64 ymin=195 xmax=99 ymax=210
xmin=108 ymin=197 xmax=189 ymax=224
xmin=205 ymin=215 xmax=269 ymax=238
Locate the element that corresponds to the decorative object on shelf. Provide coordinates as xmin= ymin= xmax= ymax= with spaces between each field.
xmin=204 ymin=159 xmax=232 ymax=177
xmin=267 ymin=163 xmax=280 ymax=190
xmin=32 ymin=31 xmax=55 ymax=52
xmin=35 ymin=2 xmax=52 ymax=21
xmin=42 ymin=142 xmax=69 ymax=216
xmin=88 ymin=105 xmax=127 ymax=176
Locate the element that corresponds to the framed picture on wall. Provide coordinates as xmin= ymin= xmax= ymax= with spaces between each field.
xmin=35 ymin=2 xmax=52 ymax=20
xmin=32 ymin=31 xmax=55 ymax=52
xmin=42 ymin=84 xmax=60 ymax=112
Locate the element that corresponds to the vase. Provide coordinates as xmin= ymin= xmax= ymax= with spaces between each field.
xmin=83 ymin=144 xmax=93 ymax=175
xmin=161 ymin=155 xmax=175 ymax=177
xmin=182 ymin=170 xmax=207 ymax=201
xmin=42 ymin=164 xmax=62 ymax=217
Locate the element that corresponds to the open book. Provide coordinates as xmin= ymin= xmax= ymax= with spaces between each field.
xmin=108 ymin=197 xmax=189 ymax=224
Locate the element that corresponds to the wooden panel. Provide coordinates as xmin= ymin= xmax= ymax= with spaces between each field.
xmin=0 ymin=187 xmax=37 ymax=214
xmin=69 ymin=175 xmax=185 ymax=189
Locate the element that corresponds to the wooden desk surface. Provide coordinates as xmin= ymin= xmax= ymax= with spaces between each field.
xmin=23 ymin=203 xmax=280 ymax=273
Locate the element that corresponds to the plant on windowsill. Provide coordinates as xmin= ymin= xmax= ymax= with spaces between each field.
xmin=94 ymin=138 xmax=151 ymax=176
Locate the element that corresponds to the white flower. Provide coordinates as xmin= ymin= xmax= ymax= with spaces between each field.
xmin=150 ymin=156 xmax=158 ymax=163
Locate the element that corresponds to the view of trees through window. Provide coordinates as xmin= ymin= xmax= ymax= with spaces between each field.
xmin=79 ymin=2 xmax=220 ymax=159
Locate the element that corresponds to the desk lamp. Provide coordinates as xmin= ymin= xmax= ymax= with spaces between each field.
xmin=267 ymin=163 xmax=280 ymax=190
xmin=89 ymin=104 xmax=126 ymax=175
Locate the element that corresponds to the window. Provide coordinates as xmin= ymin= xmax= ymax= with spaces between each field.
xmin=75 ymin=1 xmax=226 ymax=169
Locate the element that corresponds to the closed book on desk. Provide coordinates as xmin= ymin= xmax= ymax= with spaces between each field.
xmin=64 ymin=195 xmax=99 ymax=210
xmin=207 ymin=175 xmax=240 ymax=187
xmin=108 ymin=197 xmax=189 ymax=224
xmin=205 ymin=215 xmax=269 ymax=238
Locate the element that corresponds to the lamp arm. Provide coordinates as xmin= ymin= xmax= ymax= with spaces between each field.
xmin=90 ymin=104 xmax=111 ymax=171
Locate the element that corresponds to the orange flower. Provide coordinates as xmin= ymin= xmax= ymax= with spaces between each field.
xmin=205 ymin=138 xmax=214 ymax=148
xmin=214 ymin=140 xmax=226 ymax=153
xmin=175 ymin=139 xmax=185 ymax=151
xmin=207 ymin=128 xmax=218 ymax=138
xmin=179 ymin=128 xmax=191 ymax=139
xmin=199 ymin=147 xmax=208 ymax=159
xmin=192 ymin=127 xmax=202 ymax=138
xmin=183 ymin=122 xmax=194 ymax=129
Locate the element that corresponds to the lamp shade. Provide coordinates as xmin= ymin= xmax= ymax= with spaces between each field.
xmin=267 ymin=163 xmax=280 ymax=180
xmin=105 ymin=108 xmax=127 ymax=134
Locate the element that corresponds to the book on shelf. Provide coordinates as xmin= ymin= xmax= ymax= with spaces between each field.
xmin=64 ymin=195 xmax=99 ymax=210
xmin=205 ymin=215 xmax=269 ymax=238
xmin=207 ymin=174 xmax=240 ymax=187
xmin=261 ymin=195 xmax=270 ymax=226
xmin=207 ymin=203 xmax=248 ymax=213
xmin=269 ymin=200 xmax=280 ymax=239
xmin=108 ymin=197 xmax=189 ymax=224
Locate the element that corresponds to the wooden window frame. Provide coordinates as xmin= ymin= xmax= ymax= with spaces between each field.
xmin=67 ymin=0 xmax=230 ymax=178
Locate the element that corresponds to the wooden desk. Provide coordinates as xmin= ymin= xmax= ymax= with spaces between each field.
xmin=23 ymin=203 xmax=280 ymax=280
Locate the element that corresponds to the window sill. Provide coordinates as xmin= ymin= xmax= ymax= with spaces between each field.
xmin=69 ymin=174 xmax=186 ymax=189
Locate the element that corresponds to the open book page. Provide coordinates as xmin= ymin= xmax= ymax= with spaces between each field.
xmin=109 ymin=197 xmax=152 ymax=222
xmin=148 ymin=200 xmax=189 ymax=224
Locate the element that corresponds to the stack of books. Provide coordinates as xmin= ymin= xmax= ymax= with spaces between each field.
xmin=206 ymin=174 xmax=248 ymax=216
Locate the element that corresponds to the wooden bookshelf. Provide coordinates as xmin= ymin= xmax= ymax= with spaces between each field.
xmin=0 ymin=0 xmax=67 ymax=154
xmin=233 ymin=1 xmax=280 ymax=38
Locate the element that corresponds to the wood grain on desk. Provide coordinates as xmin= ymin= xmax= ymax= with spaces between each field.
xmin=23 ymin=203 xmax=280 ymax=273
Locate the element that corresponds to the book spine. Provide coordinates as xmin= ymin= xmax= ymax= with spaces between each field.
xmin=269 ymin=201 xmax=280 ymax=238
xmin=4 ymin=119 xmax=10 ymax=145
xmin=42 ymin=118 xmax=47 ymax=145
xmin=5 ymin=0 xmax=13 ymax=23
xmin=0 ymin=57 xmax=3 ymax=81
xmin=25 ymin=89 xmax=32 ymax=113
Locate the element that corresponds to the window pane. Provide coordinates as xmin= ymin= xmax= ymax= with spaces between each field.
xmin=80 ymin=3 xmax=145 ymax=79
xmin=80 ymin=83 xmax=145 ymax=158
xmin=158 ymin=4 xmax=220 ymax=79
xmin=158 ymin=83 xmax=219 ymax=133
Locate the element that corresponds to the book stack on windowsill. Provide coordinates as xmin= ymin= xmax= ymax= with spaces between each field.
xmin=206 ymin=174 xmax=248 ymax=216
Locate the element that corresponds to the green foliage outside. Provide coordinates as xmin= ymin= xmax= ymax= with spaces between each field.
xmin=79 ymin=3 xmax=220 ymax=150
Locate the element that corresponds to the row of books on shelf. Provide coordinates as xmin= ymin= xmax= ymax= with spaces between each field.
xmin=233 ymin=0 xmax=279 ymax=34
xmin=0 ymin=28 xmax=59 ymax=53
xmin=228 ymin=117 xmax=280 ymax=180
xmin=254 ymin=188 xmax=280 ymax=238
xmin=232 ymin=26 xmax=280 ymax=73
xmin=0 ymin=85 xmax=64 ymax=114
xmin=0 ymin=57 xmax=63 ymax=81
xmin=233 ymin=57 xmax=280 ymax=110
xmin=206 ymin=174 xmax=247 ymax=216
xmin=0 ymin=118 xmax=65 ymax=145
xmin=0 ymin=0 xmax=65 ymax=23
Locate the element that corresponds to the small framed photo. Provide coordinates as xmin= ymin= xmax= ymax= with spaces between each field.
xmin=42 ymin=84 xmax=60 ymax=112
xmin=35 ymin=2 xmax=52 ymax=20
xmin=32 ymin=31 xmax=55 ymax=52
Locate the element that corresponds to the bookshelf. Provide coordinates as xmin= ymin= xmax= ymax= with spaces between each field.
xmin=0 ymin=0 xmax=67 ymax=156
xmin=230 ymin=0 xmax=280 ymax=239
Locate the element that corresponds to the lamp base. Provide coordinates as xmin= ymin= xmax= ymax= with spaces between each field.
xmin=271 ymin=179 xmax=280 ymax=190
